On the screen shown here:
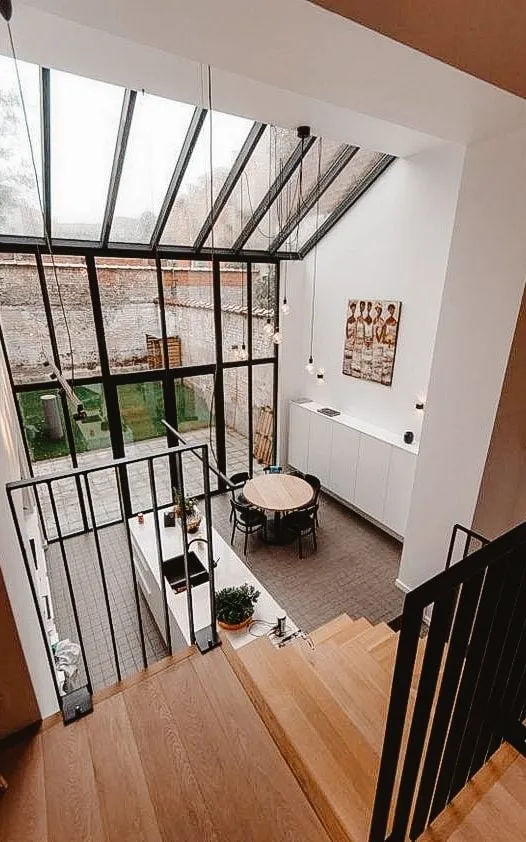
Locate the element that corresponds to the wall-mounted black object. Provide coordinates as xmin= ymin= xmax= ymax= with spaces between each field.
xmin=404 ymin=431 xmax=414 ymax=444
xmin=415 ymin=401 xmax=425 ymax=411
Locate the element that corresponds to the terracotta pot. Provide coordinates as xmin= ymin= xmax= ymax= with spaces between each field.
xmin=217 ymin=614 xmax=253 ymax=631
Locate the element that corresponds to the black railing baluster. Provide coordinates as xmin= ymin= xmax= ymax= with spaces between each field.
xmin=202 ymin=443 xmax=219 ymax=645
xmin=410 ymin=572 xmax=485 ymax=838
xmin=47 ymin=479 xmax=93 ymax=694
xmin=368 ymin=602 xmax=423 ymax=842
xmin=390 ymin=590 xmax=458 ymax=842
xmin=83 ymin=472 xmax=122 ymax=683
xmin=174 ymin=448 xmax=196 ymax=645
xmin=147 ymin=457 xmax=172 ymax=655
xmin=115 ymin=465 xmax=148 ymax=671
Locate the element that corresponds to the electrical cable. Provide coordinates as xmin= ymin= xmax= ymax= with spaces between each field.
xmin=7 ymin=23 xmax=76 ymax=383
xmin=308 ymin=139 xmax=323 ymax=362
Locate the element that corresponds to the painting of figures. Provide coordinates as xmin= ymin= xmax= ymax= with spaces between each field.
xmin=342 ymin=299 xmax=401 ymax=386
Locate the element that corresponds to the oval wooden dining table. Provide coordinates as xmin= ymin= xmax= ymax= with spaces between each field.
xmin=243 ymin=474 xmax=313 ymax=544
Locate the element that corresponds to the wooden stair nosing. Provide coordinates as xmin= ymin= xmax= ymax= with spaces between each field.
xmin=308 ymin=614 xmax=360 ymax=646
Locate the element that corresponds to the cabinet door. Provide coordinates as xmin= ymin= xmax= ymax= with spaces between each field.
xmin=307 ymin=411 xmax=333 ymax=486
xmin=329 ymin=423 xmax=360 ymax=502
xmin=288 ymin=403 xmax=311 ymax=472
xmin=354 ymin=434 xmax=391 ymax=522
xmin=383 ymin=448 xmax=417 ymax=537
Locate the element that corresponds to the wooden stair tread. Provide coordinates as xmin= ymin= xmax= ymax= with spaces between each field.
xmin=328 ymin=617 xmax=372 ymax=646
xmin=0 ymin=737 xmax=47 ymax=842
xmin=338 ymin=638 xmax=394 ymax=697
xmin=238 ymin=637 xmax=378 ymax=842
xmin=309 ymin=614 xmax=366 ymax=646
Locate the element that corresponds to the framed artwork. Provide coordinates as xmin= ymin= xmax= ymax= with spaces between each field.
xmin=342 ymin=299 xmax=402 ymax=386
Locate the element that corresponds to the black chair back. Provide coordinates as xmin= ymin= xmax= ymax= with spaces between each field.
xmin=305 ymin=473 xmax=321 ymax=502
xmin=229 ymin=471 xmax=249 ymax=487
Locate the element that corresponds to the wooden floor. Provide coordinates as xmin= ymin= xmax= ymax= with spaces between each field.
xmin=0 ymin=646 xmax=331 ymax=842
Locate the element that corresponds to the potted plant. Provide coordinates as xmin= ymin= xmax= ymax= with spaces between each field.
xmin=215 ymin=583 xmax=260 ymax=631
xmin=173 ymin=490 xmax=201 ymax=533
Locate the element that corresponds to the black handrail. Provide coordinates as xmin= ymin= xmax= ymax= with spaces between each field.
xmin=369 ymin=519 xmax=526 ymax=841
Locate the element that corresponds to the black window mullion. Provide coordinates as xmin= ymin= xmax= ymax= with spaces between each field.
xmin=272 ymin=262 xmax=280 ymax=464
xmin=247 ymin=262 xmax=254 ymax=476
xmin=101 ymin=89 xmax=137 ymax=247
xmin=40 ymin=69 xmax=51 ymax=239
xmin=156 ymin=255 xmax=178 ymax=490
xmin=212 ymin=257 xmax=227 ymax=488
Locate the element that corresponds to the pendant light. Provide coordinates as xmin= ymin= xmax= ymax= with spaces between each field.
xmin=281 ymin=257 xmax=290 ymax=315
xmin=305 ymin=137 xmax=323 ymax=375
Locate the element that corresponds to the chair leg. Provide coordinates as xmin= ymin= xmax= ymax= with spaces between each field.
xmin=312 ymin=526 xmax=317 ymax=552
xmin=298 ymin=532 xmax=303 ymax=559
xmin=231 ymin=520 xmax=236 ymax=545
xmin=244 ymin=529 xmax=249 ymax=556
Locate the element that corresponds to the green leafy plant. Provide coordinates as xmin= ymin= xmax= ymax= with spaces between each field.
xmin=215 ymin=584 xmax=260 ymax=625
xmin=173 ymin=489 xmax=197 ymax=516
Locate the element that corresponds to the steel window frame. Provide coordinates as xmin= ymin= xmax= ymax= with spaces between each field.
xmin=100 ymin=89 xmax=137 ymax=247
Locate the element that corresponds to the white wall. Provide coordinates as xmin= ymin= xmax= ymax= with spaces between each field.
xmin=399 ymin=126 xmax=526 ymax=590
xmin=279 ymin=143 xmax=465 ymax=459
xmin=0 ymin=352 xmax=59 ymax=718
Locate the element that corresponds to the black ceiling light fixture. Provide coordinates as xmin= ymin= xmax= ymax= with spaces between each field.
xmin=0 ymin=0 xmax=12 ymax=22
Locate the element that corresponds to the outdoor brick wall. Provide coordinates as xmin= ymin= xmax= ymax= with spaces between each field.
xmin=0 ymin=258 xmax=275 ymax=436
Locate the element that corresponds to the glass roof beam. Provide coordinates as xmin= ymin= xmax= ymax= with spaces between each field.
xmin=231 ymin=134 xmax=316 ymax=252
xmin=149 ymin=107 xmax=207 ymax=249
xmin=299 ymin=154 xmax=396 ymax=256
xmin=40 ymin=68 xmax=51 ymax=238
xmin=193 ymin=121 xmax=266 ymax=251
xmin=269 ymin=144 xmax=359 ymax=254
xmin=100 ymin=90 xmax=137 ymax=247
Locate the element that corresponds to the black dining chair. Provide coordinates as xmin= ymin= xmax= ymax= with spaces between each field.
xmin=304 ymin=473 xmax=321 ymax=525
xmin=288 ymin=469 xmax=304 ymax=479
xmin=230 ymin=499 xmax=266 ymax=555
xmin=282 ymin=503 xmax=318 ymax=559
xmin=229 ymin=471 xmax=250 ymax=522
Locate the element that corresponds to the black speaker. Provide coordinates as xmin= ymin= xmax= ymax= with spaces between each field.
xmin=404 ymin=431 xmax=414 ymax=444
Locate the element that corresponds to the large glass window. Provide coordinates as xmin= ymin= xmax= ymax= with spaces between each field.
xmin=174 ymin=374 xmax=217 ymax=499
xmin=110 ymin=94 xmax=195 ymax=244
xmin=0 ymin=253 xmax=53 ymax=384
xmin=161 ymin=111 xmax=253 ymax=247
xmin=161 ymin=259 xmax=216 ymax=367
xmin=252 ymin=264 xmax=277 ymax=359
xmin=221 ymin=261 xmax=248 ymax=363
xmin=223 ymin=367 xmax=249 ymax=477
xmin=51 ymin=70 xmax=124 ymax=240
xmin=252 ymin=364 xmax=275 ymax=471
xmin=96 ymin=256 xmax=161 ymax=373
xmin=0 ymin=55 xmax=42 ymax=238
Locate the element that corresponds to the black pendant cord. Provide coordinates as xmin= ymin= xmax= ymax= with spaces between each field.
xmin=6 ymin=21 xmax=76 ymax=382
xmin=308 ymin=139 xmax=323 ymax=364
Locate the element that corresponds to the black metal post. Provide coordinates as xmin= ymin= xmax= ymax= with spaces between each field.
xmin=156 ymin=254 xmax=179 ymax=493
xmin=82 ymin=473 xmax=122 ymax=682
xmin=192 ymin=444 xmax=220 ymax=653
xmin=247 ymin=262 xmax=254 ymax=476
xmin=115 ymin=466 xmax=148 ymax=670
xmin=174 ymin=449 xmax=196 ymax=645
xmin=40 ymin=68 xmax=51 ymax=239
xmin=47 ymin=480 xmax=93 ymax=694
xmin=212 ymin=257 xmax=227 ymax=487
xmin=272 ymin=261 xmax=280 ymax=463
xmin=147 ymin=457 xmax=172 ymax=654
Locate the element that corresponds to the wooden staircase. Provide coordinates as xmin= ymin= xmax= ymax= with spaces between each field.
xmin=225 ymin=614 xmax=413 ymax=842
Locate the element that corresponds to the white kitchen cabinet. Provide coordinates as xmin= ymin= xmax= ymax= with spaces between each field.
xmin=354 ymin=434 xmax=391 ymax=523
xmin=287 ymin=400 xmax=418 ymax=538
xmin=307 ymin=411 xmax=334 ymax=486
xmin=329 ymin=422 xmax=360 ymax=503
xmin=383 ymin=447 xmax=417 ymax=537
xmin=288 ymin=402 xmax=311 ymax=472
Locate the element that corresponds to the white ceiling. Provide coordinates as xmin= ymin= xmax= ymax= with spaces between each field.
xmin=2 ymin=0 xmax=526 ymax=156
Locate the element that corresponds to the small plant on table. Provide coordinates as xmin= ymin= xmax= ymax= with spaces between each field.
xmin=215 ymin=583 xmax=260 ymax=630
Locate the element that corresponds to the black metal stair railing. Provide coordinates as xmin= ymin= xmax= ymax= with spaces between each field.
xmin=6 ymin=440 xmax=222 ymax=724
xmin=369 ymin=520 xmax=526 ymax=842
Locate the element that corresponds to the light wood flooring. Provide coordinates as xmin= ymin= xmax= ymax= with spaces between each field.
xmin=0 ymin=646 xmax=331 ymax=842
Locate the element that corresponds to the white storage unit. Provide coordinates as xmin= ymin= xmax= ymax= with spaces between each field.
xmin=288 ymin=400 xmax=418 ymax=539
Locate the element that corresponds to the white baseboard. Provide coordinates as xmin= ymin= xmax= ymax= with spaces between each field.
xmin=395 ymin=578 xmax=411 ymax=594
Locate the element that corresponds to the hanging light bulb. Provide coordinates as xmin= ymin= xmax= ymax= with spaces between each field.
xmin=305 ymin=356 xmax=315 ymax=375
xmin=281 ymin=297 xmax=290 ymax=315
xmin=272 ymin=331 xmax=282 ymax=345
xmin=263 ymin=318 xmax=274 ymax=336
xmin=239 ymin=343 xmax=249 ymax=361
xmin=316 ymin=367 xmax=325 ymax=385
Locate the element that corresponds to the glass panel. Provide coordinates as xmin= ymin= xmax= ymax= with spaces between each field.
xmin=18 ymin=388 xmax=71 ymax=464
xmin=221 ymin=261 xmax=248 ymax=363
xmin=175 ymin=375 xmax=217 ymax=499
xmin=160 ymin=111 xmax=253 ymax=246
xmin=204 ymin=126 xmax=298 ymax=249
xmin=110 ymin=93 xmax=194 ymax=243
xmin=245 ymin=138 xmax=346 ymax=251
xmin=51 ymin=70 xmax=124 ymax=240
xmin=295 ymin=149 xmax=385 ymax=250
xmin=42 ymin=255 xmax=101 ymax=377
xmin=72 ymin=384 xmax=116 ymax=527
xmin=252 ymin=364 xmax=275 ymax=472
xmin=117 ymin=381 xmax=168 ymax=514
xmin=96 ymin=256 xmax=161 ymax=373
xmin=161 ymin=259 xmax=215 ymax=367
xmin=252 ymin=264 xmax=276 ymax=359
xmin=0 ymin=253 xmax=53 ymax=383
xmin=0 ymin=55 xmax=42 ymax=237
xmin=223 ymin=367 xmax=249 ymax=478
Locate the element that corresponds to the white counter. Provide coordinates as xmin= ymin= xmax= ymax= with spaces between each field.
xmin=129 ymin=510 xmax=297 ymax=649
